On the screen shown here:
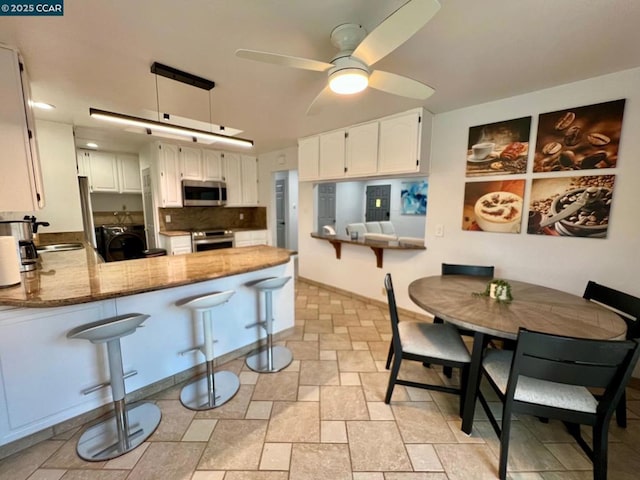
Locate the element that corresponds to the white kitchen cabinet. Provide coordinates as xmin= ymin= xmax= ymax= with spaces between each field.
xmin=159 ymin=234 xmax=192 ymax=255
xmin=378 ymin=110 xmax=429 ymax=175
xmin=234 ymin=229 xmax=268 ymax=247
xmin=202 ymin=149 xmax=223 ymax=180
xmin=0 ymin=301 xmax=117 ymax=446
xmin=241 ymin=155 xmax=259 ymax=205
xmin=76 ymin=150 xmax=91 ymax=178
xmin=222 ymin=152 xmax=242 ymax=206
xmin=298 ymin=136 xmax=320 ymax=182
xmin=0 ymin=45 xmax=45 ymax=211
xmin=88 ymin=151 xmax=119 ymax=192
xmin=158 ymin=143 xmax=182 ymax=207
xmin=346 ymin=122 xmax=379 ymax=177
xmin=179 ymin=146 xmax=202 ymax=180
xmin=117 ymin=153 xmax=142 ymax=193
xmin=319 ymin=130 xmax=346 ymax=179
xmin=222 ymin=153 xmax=258 ymax=206
xmin=77 ymin=149 xmax=141 ymax=194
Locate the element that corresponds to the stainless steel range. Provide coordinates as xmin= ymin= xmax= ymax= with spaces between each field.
xmin=191 ymin=229 xmax=234 ymax=252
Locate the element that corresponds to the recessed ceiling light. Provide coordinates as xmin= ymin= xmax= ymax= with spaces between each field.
xmin=30 ymin=101 xmax=56 ymax=110
xmin=86 ymin=142 xmax=99 ymax=148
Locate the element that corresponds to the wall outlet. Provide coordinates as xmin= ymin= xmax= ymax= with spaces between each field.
xmin=435 ymin=224 xmax=444 ymax=237
xmin=165 ymin=215 xmax=171 ymax=223
xmin=239 ymin=213 xmax=244 ymax=220
xmin=381 ymin=287 xmax=386 ymax=296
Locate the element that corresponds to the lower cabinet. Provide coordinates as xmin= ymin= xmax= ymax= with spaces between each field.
xmin=159 ymin=234 xmax=192 ymax=255
xmin=234 ymin=230 xmax=268 ymax=247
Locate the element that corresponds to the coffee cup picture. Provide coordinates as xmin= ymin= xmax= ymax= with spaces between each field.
xmin=471 ymin=142 xmax=495 ymax=160
xmin=462 ymin=179 xmax=526 ymax=234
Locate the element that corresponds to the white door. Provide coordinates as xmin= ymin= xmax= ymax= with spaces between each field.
xmin=319 ymin=130 xmax=346 ymax=179
xmin=179 ymin=146 xmax=202 ymax=180
xmin=298 ymin=136 xmax=319 ymax=181
xmin=346 ymin=122 xmax=379 ymax=177
xmin=378 ymin=112 xmax=420 ymax=174
xmin=222 ymin=152 xmax=242 ymax=206
xmin=159 ymin=143 xmax=182 ymax=207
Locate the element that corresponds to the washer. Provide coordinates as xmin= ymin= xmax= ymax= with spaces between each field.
xmin=98 ymin=225 xmax=147 ymax=262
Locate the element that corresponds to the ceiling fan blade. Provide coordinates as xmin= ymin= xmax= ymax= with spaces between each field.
xmin=369 ymin=70 xmax=435 ymax=99
xmin=235 ymin=49 xmax=333 ymax=72
xmin=306 ymin=85 xmax=334 ymax=116
xmin=352 ymin=0 xmax=441 ymax=66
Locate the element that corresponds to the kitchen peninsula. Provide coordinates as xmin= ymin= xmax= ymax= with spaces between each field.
xmin=0 ymin=245 xmax=296 ymax=447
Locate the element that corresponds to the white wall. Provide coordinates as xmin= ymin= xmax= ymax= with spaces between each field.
xmin=0 ymin=120 xmax=82 ymax=232
xmin=298 ymin=67 xmax=640 ymax=315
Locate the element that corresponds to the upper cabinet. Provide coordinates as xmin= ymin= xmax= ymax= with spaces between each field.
xmin=179 ymin=146 xmax=202 ymax=180
xmin=223 ymin=153 xmax=258 ymax=206
xmin=298 ymin=108 xmax=432 ymax=182
xmin=319 ymin=130 xmax=346 ymax=179
xmin=346 ymin=122 xmax=379 ymax=177
xmin=378 ymin=110 xmax=425 ymax=175
xmin=157 ymin=143 xmax=182 ymax=207
xmin=0 ymin=45 xmax=45 ymax=211
xmin=77 ymin=150 xmax=142 ymax=194
xmin=202 ymin=150 xmax=223 ymax=181
xmin=298 ymin=136 xmax=320 ymax=182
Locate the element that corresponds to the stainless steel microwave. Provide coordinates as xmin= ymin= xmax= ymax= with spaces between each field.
xmin=182 ymin=180 xmax=227 ymax=207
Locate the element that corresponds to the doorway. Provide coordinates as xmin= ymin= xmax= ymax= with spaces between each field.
xmin=317 ymin=183 xmax=336 ymax=232
xmin=275 ymin=178 xmax=286 ymax=248
xmin=365 ymin=184 xmax=391 ymax=222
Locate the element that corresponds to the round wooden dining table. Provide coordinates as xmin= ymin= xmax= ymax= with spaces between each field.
xmin=408 ymin=275 xmax=627 ymax=434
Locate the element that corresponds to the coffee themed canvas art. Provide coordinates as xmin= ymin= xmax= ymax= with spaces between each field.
xmin=466 ymin=116 xmax=532 ymax=177
xmin=462 ymin=180 xmax=526 ymax=233
xmin=527 ymin=175 xmax=615 ymax=238
xmin=533 ymin=99 xmax=625 ymax=173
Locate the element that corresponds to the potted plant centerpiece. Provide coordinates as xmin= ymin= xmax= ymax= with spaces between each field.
xmin=474 ymin=279 xmax=513 ymax=303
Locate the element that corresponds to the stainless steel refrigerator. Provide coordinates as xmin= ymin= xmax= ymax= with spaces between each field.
xmin=78 ymin=176 xmax=97 ymax=248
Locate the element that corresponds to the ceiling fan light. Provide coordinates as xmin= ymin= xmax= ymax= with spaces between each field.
xmin=329 ymin=68 xmax=369 ymax=95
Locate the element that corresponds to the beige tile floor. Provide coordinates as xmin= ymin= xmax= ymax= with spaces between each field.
xmin=2 ymin=279 xmax=640 ymax=480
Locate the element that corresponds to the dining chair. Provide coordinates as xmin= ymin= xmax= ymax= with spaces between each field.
xmin=385 ymin=263 xmax=494 ymax=378
xmin=583 ymin=280 xmax=640 ymax=427
xmin=478 ymin=328 xmax=640 ymax=480
xmin=438 ymin=263 xmax=494 ymax=376
xmin=383 ymin=273 xmax=471 ymax=414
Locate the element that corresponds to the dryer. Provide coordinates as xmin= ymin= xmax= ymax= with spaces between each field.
xmin=97 ymin=225 xmax=147 ymax=262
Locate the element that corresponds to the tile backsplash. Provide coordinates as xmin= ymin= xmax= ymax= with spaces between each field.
xmin=158 ymin=206 xmax=267 ymax=231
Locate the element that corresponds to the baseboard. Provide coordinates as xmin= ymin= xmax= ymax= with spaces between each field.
xmin=0 ymin=327 xmax=294 ymax=461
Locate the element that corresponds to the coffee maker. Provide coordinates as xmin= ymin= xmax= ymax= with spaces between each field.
xmin=0 ymin=217 xmax=48 ymax=272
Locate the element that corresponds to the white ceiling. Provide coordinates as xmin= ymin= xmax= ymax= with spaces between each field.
xmin=2 ymin=0 xmax=640 ymax=154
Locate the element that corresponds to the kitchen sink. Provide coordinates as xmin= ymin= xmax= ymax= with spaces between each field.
xmin=37 ymin=243 xmax=85 ymax=252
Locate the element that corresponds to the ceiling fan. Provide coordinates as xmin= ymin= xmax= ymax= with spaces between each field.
xmin=235 ymin=0 xmax=441 ymax=115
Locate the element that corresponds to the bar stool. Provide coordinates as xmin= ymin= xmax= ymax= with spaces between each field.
xmin=67 ymin=313 xmax=161 ymax=462
xmin=176 ymin=290 xmax=240 ymax=410
xmin=245 ymin=276 xmax=293 ymax=372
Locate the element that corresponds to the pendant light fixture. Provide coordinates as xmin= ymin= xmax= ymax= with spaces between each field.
xmin=89 ymin=62 xmax=253 ymax=148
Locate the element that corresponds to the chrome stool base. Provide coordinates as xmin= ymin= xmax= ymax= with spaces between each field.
xmin=246 ymin=345 xmax=293 ymax=373
xmin=180 ymin=370 xmax=240 ymax=410
xmin=76 ymin=402 xmax=161 ymax=462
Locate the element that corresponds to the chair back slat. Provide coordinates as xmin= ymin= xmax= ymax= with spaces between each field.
xmin=508 ymin=329 xmax=640 ymax=403
xmin=583 ymin=280 xmax=640 ymax=339
xmin=384 ymin=274 xmax=402 ymax=351
xmin=442 ymin=263 xmax=494 ymax=277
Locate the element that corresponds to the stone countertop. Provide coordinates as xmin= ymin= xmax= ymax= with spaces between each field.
xmin=0 ymin=245 xmax=295 ymax=308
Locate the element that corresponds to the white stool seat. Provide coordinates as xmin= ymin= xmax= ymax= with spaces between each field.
xmin=245 ymin=276 xmax=293 ymax=373
xmin=176 ymin=289 xmax=239 ymax=410
xmin=175 ymin=290 xmax=235 ymax=310
xmin=251 ymin=276 xmax=291 ymax=291
xmin=67 ymin=313 xmax=160 ymax=462
xmin=67 ymin=313 xmax=149 ymax=344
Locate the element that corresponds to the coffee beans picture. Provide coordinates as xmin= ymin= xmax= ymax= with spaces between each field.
xmin=542 ymin=141 xmax=562 ymax=155
xmin=587 ymin=133 xmax=610 ymax=146
xmin=554 ymin=111 xmax=575 ymax=130
xmin=563 ymin=125 xmax=582 ymax=146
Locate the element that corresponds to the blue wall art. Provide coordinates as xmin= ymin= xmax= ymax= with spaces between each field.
xmin=401 ymin=181 xmax=428 ymax=215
